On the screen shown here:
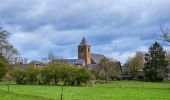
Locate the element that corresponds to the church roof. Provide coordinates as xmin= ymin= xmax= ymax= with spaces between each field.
xmin=53 ymin=59 xmax=85 ymax=65
xmin=91 ymin=53 xmax=107 ymax=64
xmin=79 ymin=37 xmax=89 ymax=46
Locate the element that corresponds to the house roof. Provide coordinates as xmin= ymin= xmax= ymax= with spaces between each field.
xmin=9 ymin=64 xmax=31 ymax=69
xmin=79 ymin=37 xmax=89 ymax=46
xmin=29 ymin=60 xmax=45 ymax=65
xmin=54 ymin=59 xmax=85 ymax=65
xmin=91 ymin=53 xmax=107 ymax=64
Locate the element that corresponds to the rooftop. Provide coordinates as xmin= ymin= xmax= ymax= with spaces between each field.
xmin=79 ymin=37 xmax=89 ymax=46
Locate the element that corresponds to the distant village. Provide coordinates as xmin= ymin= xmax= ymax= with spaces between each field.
xmin=9 ymin=37 xmax=113 ymax=67
xmin=8 ymin=36 xmax=170 ymax=81
xmin=9 ymin=37 xmax=109 ymax=66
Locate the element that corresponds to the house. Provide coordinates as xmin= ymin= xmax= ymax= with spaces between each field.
xmin=9 ymin=60 xmax=45 ymax=69
xmin=9 ymin=64 xmax=31 ymax=69
xmin=29 ymin=60 xmax=46 ymax=68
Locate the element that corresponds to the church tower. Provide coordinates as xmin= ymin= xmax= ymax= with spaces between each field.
xmin=78 ymin=37 xmax=91 ymax=65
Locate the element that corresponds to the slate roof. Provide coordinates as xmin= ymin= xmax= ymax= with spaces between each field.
xmin=29 ymin=60 xmax=45 ymax=65
xmin=91 ymin=53 xmax=107 ymax=64
xmin=9 ymin=60 xmax=46 ymax=69
xmin=9 ymin=64 xmax=30 ymax=69
xmin=79 ymin=37 xmax=89 ymax=46
xmin=54 ymin=59 xmax=85 ymax=65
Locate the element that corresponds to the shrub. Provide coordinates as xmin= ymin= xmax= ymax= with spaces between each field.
xmin=63 ymin=67 xmax=77 ymax=85
xmin=13 ymin=62 xmax=92 ymax=86
xmin=76 ymin=67 xmax=91 ymax=85
xmin=14 ymin=69 xmax=27 ymax=84
xmin=25 ymin=67 xmax=39 ymax=84
xmin=41 ymin=62 xmax=91 ymax=86
xmin=40 ymin=66 xmax=52 ymax=85
xmin=0 ymin=60 xmax=8 ymax=81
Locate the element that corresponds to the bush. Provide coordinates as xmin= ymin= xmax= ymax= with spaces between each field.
xmin=42 ymin=62 xmax=91 ymax=86
xmin=14 ymin=69 xmax=27 ymax=84
xmin=63 ymin=67 xmax=77 ymax=85
xmin=26 ymin=67 xmax=39 ymax=84
xmin=76 ymin=68 xmax=91 ymax=85
xmin=13 ymin=62 xmax=92 ymax=86
xmin=40 ymin=63 xmax=62 ymax=85
xmin=0 ymin=58 xmax=8 ymax=81
xmin=40 ymin=66 xmax=53 ymax=85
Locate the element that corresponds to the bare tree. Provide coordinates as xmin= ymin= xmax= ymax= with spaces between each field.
xmin=41 ymin=57 xmax=48 ymax=64
xmin=2 ymin=44 xmax=18 ymax=60
xmin=48 ymin=51 xmax=55 ymax=63
xmin=95 ymin=59 xmax=122 ymax=82
xmin=158 ymin=25 xmax=170 ymax=45
xmin=0 ymin=25 xmax=8 ymax=48
xmin=124 ymin=51 xmax=145 ymax=79
xmin=0 ymin=24 xmax=19 ymax=63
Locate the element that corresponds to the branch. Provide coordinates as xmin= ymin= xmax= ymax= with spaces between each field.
xmin=160 ymin=25 xmax=170 ymax=42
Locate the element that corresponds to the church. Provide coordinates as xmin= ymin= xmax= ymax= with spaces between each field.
xmin=53 ymin=37 xmax=107 ymax=66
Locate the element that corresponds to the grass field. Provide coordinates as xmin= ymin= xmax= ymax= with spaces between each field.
xmin=0 ymin=81 xmax=170 ymax=100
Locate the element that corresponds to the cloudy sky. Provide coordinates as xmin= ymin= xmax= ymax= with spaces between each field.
xmin=1 ymin=0 xmax=170 ymax=64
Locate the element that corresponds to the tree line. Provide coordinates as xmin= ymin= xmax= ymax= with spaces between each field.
xmin=0 ymin=25 xmax=18 ymax=81
xmin=123 ymin=42 xmax=169 ymax=81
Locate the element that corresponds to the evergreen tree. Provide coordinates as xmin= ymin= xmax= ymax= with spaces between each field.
xmin=144 ymin=42 xmax=168 ymax=81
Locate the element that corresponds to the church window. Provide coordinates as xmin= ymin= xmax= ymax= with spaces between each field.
xmin=88 ymin=48 xmax=90 ymax=52
xmin=81 ymin=48 xmax=83 ymax=52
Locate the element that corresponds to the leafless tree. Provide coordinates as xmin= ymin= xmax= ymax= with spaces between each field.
xmin=0 ymin=24 xmax=19 ymax=62
xmin=124 ymin=51 xmax=145 ymax=79
xmin=48 ymin=51 xmax=55 ymax=63
xmin=158 ymin=25 xmax=170 ymax=45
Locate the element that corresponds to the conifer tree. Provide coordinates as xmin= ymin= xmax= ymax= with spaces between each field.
xmin=144 ymin=42 xmax=168 ymax=81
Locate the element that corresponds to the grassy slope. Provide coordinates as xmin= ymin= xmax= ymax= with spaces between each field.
xmin=0 ymin=81 xmax=170 ymax=100
xmin=0 ymin=90 xmax=50 ymax=100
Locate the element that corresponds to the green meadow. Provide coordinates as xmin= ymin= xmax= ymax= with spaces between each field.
xmin=0 ymin=81 xmax=170 ymax=100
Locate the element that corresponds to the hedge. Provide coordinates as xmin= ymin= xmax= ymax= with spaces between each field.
xmin=13 ymin=62 xmax=91 ymax=86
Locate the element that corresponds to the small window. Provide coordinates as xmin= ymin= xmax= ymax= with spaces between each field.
xmin=81 ymin=48 xmax=83 ymax=52
xmin=88 ymin=48 xmax=90 ymax=52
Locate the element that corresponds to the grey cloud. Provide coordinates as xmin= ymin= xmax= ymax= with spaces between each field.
xmin=1 ymin=0 xmax=170 ymax=63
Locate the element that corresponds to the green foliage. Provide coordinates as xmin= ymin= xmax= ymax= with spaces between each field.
xmin=0 ymin=53 xmax=8 ymax=81
xmin=14 ymin=69 xmax=27 ymax=84
xmin=25 ymin=67 xmax=39 ymax=84
xmin=76 ymin=67 xmax=91 ymax=85
xmin=40 ymin=66 xmax=53 ymax=85
xmin=13 ymin=62 xmax=91 ymax=86
xmin=144 ymin=42 xmax=168 ymax=81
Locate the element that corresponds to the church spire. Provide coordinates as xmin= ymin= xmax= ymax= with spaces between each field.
xmin=79 ymin=32 xmax=89 ymax=46
xmin=79 ymin=37 xmax=89 ymax=46
xmin=78 ymin=34 xmax=91 ymax=65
